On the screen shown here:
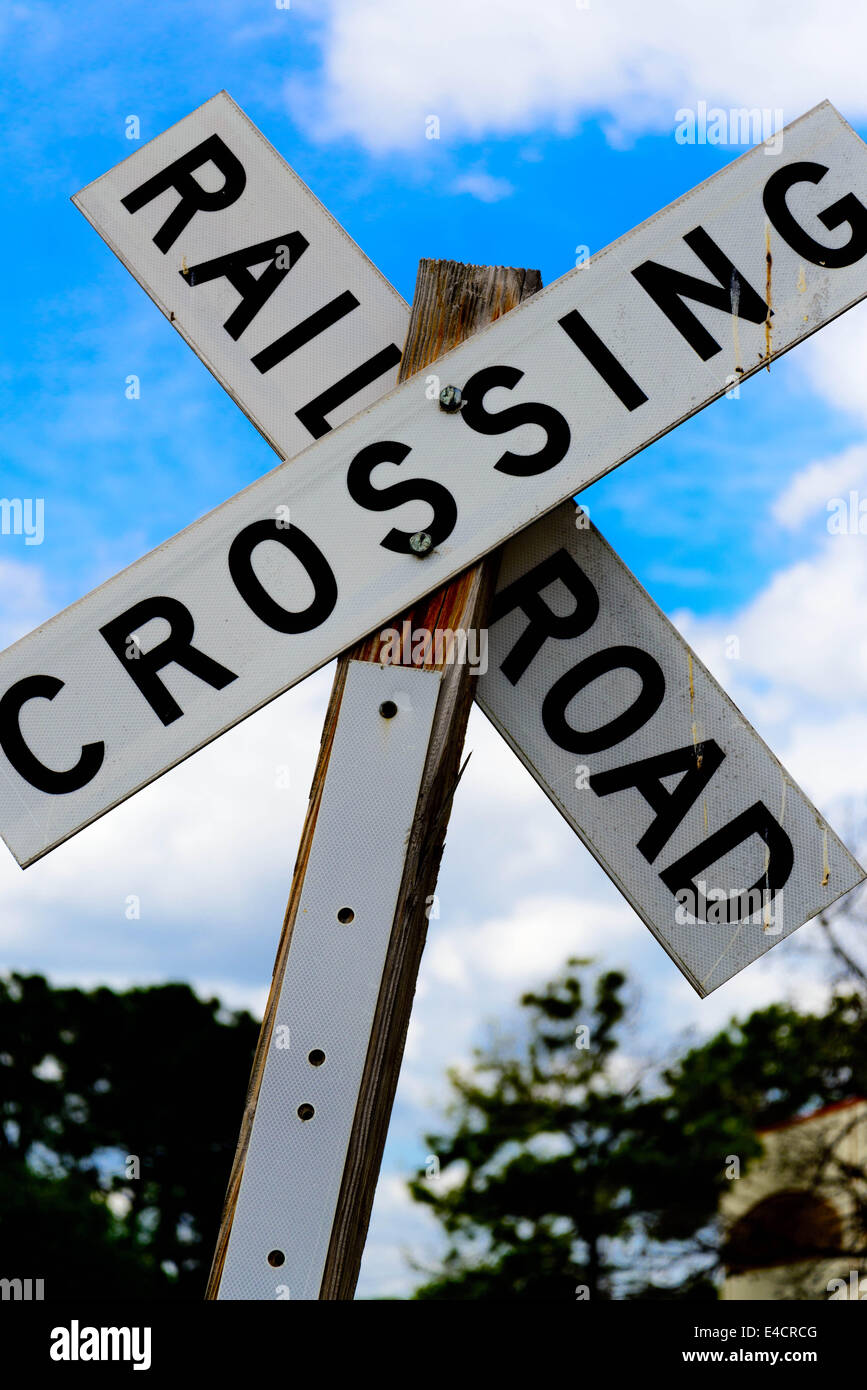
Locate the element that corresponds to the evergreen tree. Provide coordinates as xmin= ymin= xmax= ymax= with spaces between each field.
xmin=409 ymin=960 xmax=866 ymax=1299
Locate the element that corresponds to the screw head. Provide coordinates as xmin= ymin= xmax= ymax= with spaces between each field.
xmin=409 ymin=531 xmax=433 ymax=555
xmin=439 ymin=384 xmax=463 ymax=413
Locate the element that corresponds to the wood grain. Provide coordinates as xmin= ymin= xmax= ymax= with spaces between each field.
xmin=206 ymin=259 xmax=541 ymax=1301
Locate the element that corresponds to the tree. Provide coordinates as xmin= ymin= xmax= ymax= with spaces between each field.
xmin=634 ymin=994 xmax=867 ymax=1296
xmin=409 ymin=962 xmax=663 ymax=1299
xmin=408 ymin=960 xmax=867 ymax=1299
xmin=0 ymin=973 xmax=259 ymax=1299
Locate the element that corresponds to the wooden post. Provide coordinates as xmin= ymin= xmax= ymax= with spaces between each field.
xmin=207 ymin=259 xmax=541 ymax=1301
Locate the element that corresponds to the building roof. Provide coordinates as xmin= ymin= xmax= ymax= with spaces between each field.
xmin=757 ymin=1096 xmax=866 ymax=1136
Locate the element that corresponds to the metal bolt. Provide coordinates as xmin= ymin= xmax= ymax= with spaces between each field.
xmin=409 ymin=531 xmax=433 ymax=555
xmin=439 ymin=384 xmax=463 ymax=413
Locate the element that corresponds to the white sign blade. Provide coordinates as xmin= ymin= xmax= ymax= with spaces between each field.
xmin=3 ymin=100 xmax=867 ymax=866
xmin=73 ymin=92 xmax=409 ymax=458
xmin=477 ymin=504 xmax=865 ymax=995
xmin=217 ymin=660 xmax=442 ymax=1299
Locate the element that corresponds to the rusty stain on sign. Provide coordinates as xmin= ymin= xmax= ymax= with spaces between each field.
xmin=764 ymin=223 xmax=773 ymax=368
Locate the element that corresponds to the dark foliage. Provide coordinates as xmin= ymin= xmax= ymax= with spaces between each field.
xmin=0 ymin=973 xmax=258 ymax=1299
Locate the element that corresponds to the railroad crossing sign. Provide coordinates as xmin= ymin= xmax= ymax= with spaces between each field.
xmin=3 ymin=93 xmax=866 ymax=1297
xmin=478 ymin=504 xmax=862 ymax=996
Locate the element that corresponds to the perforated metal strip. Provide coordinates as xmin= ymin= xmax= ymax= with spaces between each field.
xmin=217 ymin=659 xmax=441 ymax=1300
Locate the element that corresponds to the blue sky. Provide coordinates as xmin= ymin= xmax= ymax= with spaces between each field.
xmin=2 ymin=0 xmax=867 ymax=1297
xmin=3 ymin=0 xmax=866 ymax=616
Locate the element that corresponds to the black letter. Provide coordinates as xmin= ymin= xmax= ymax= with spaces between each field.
xmin=461 ymin=366 xmax=571 ymax=477
xmin=346 ymin=441 xmax=457 ymax=553
xmin=542 ymin=646 xmax=665 ymax=754
xmin=659 ymin=800 xmax=794 ymax=922
xmin=296 ymin=345 xmax=402 ymax=440
xmin=590 ymin=741 xmax=725 ymax=863
xmin=632 ymin=227 xmax=768 ymax=361
xmin=763 ymin=160 xmax=867 ymax=268
xmin=0 ymin=676 xmax=104 ymax=794
xmin=252 ymin=291 xmax=360 ymax=374
xmin=100 ymin=597 xmax=237 ymax=726
xmin=558 ymin=309 xmax=648 ymax=411
xmin=181 ymin=232 xmax=309 ymax=340
xmin=490 ymin=549 xmax=599 ymax=685
xmin=121 ymin=134 xmax=247 ymax=254
xmin=229 ymin=520 xmax=338 ymax=632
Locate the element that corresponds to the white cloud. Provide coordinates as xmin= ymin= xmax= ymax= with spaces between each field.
xmin=358 ymin=1170 xmax=442 ymax=1297
xmin=0 ymin=667 xmax=335 ymax=983
xmin=0 ymin=558 xmax=54 ymax=648
xmin=780 ymin=714 xmax=867 ymax=807
xmin=772 ymin=443 xmax=867 ymax=531
xmin=450 ymin=171 xmax=514 ymax=202
xmin=427 ymin=894 xmax=635 ymax=991
xmin=659 ymin=917 xmax=839 ymax=1038
xmin=675 ymin=533 xmax=867 ymax=707
xmin=794 ymin=299 xmax=867 ymax=424
xmin=287 ymin=0 xmax=867 ymax=152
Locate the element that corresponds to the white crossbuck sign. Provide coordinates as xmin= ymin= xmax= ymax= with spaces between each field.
xmin=5 ymin=90 xmax=867 ymax=1302
xmin=0 ymin=93 xmax=863 ymax=992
